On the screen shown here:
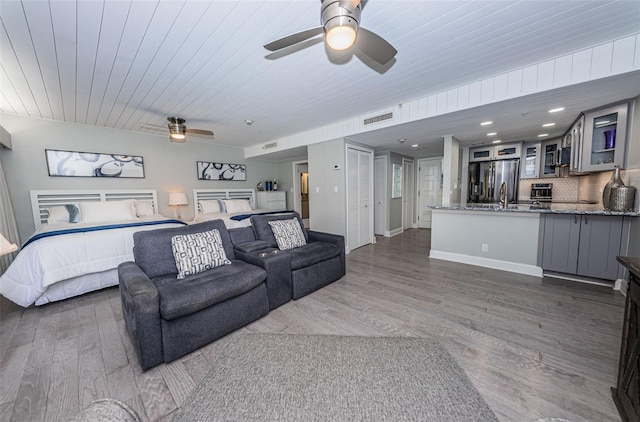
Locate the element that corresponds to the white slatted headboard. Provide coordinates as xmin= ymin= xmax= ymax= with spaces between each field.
xmin=192 ymin=188 xmax=256 ymax=213
xmin=30 ymin=189 xmax=158 ymax=227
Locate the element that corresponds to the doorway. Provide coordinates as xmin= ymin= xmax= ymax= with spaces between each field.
xmin=346 ymin=145 xmax=374 ymax=251
xmin=374 ymin=156 xmax=387 ymax=235
xmin=417 ymin=158 xmax=443 ymax=229
xmin=292 ymin=161 xmax=310 ymax=228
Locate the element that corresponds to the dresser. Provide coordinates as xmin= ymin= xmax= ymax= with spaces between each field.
xmin=257 ymin=191 xmax=286 ymax=211
xmin=613 ymin=256 xmax=640 ymax=422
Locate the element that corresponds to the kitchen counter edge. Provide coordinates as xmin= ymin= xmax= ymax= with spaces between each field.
xmin=430 ymin=205 xmax=640 ymax=216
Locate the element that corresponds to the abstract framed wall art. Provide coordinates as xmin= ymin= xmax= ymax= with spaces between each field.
xmin=45 ymin=149 xmax=145 ymax=178
xmin=197 ymin=162 xmax=246 ymax=181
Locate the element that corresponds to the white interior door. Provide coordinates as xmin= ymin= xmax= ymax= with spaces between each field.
xmin=374 ymin=157 xmax=387 ymax=235
xmin=403 ymin=159 xmax=414 ymax=230
xmin=418 ymin=158 xmax=443 ymax=229
xmin=347 ymin=146 xmax=373 ymax=250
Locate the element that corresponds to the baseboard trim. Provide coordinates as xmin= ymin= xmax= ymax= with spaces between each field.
xmin=429 ymin=250 xmax=543 ymax=277
xmin=614 ymin=278 xmax=628 ymax=295
xmin=384 ymin=227 xmax=404 ymax=237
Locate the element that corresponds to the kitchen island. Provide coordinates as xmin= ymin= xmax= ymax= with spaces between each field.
xmin=430 ymin=204 xmax=639 ymax=283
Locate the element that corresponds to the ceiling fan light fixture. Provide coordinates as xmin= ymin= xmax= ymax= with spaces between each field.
xmin=168 ymin=122 xmax=186 ymax=142
xmin=325 ymin=22 xmax=357 ymax=50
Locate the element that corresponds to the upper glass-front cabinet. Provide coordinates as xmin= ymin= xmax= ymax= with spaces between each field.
xmin=520 ymin=142 xmax=541 ymax=179
xmin=582 ymin=103 xmax=628 ymax=172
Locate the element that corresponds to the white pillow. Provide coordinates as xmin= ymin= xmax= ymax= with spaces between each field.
xmin=171 ymin=229 xmax=231 ymax=279
xmin=199 ymin=200 xmax=221 ymax=214
xmin=135 ymin=200 xmax=155 ymax=217
xmin=222 ymin=199 xmax=252 ymax=214
xmin=268 ymin=218 xmax=307 ymax=250
xmin=47 ymin=204 xmax=81 ymax=224
xmin=80 ymin=199 xmax=137 ymax=223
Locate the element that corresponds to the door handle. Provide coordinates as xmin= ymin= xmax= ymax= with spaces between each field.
xmin=584 ymin=216 xmax=588 ymax=224
xmin=574 ymin=215 xmax=578 ymax=224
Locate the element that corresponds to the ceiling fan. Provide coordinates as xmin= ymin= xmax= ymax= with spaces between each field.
xmin=148 ymin=117 xmax=214 ymax=143
xmin=264 ymin=0 xmax=397 ymax=66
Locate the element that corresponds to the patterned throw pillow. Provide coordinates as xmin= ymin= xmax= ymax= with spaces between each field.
xmin=171 ymin=229 xmax=231 ymax=279
xmin=268 ymin=218 xmax=307 ymax=250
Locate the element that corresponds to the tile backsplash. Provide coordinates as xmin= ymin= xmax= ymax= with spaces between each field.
xmin=518 ymin=168 xmax=640 ymax=211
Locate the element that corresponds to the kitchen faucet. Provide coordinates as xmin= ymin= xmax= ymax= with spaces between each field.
xmin=499 ymin=182 xmax=508 ymax=208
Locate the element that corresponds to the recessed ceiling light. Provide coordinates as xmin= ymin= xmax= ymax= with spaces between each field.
xmin=542 ymin=123 xmax=555 ymax=127
xmin=492 ymin=140 xmax=502 ymax=144
xmin=481 ymin=121 xmax=492 ymax=126
xmin=398 ymin=138 xmax=406 ymax=144
xmin=538 ymin=133 xmax=549 ymax=137
xmin=487 ymin=132 xmax=497 ymax=136
xmin=411 ymin=144 xmax=419 ymax=148
xmin=244 ymin=119 xmax=253 ymax=125
xmin=548 ymin=107 xmax=565 ymax=113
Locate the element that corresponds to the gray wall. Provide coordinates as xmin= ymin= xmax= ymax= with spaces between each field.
xmin=308 ymin=138 xmax=346 ymax=235
xmin=431 ymin=210 xmax=541 ymax=265
xmin=0 ymin=114 xmax=280 ymax=240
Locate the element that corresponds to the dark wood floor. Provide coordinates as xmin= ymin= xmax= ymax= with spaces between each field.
xmin=0 ymin=229 xmax=626 ymax=421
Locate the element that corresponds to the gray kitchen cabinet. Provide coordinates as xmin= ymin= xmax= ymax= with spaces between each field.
xmin=521 ymin=142 xmax=542 ymax=179
xmin=581 ymin=102 xmax=628 ymax=172
xmin=542 ymin=214 xmax=624 ymax=280
xmin=542 ymin=214 xmax=581 ymax=274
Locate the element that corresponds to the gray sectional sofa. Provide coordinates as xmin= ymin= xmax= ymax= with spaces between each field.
xmin=118 ymin=213 xmax=345 ymax=370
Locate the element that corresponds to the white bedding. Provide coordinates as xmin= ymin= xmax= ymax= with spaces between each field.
xmin=193 ymin=209 xmax=272 ymax=228
xmin=0 ymin=216 xmax=184 ymax=307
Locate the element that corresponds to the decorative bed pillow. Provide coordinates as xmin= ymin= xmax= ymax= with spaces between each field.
xmin=222 ymin=199 xmax=253 ymax=214
xmin=199 ymin=200 xmax=221 ymax=214
xmin=268 ymin=218 xmax=307 ymax=250
xmin=47 ymin=204 xmax=81 ymax=224
xmin=171 ymin=229 xmax=231 ymax=279
xmin=80 ymin=199 xmax=137 ymax=223
xmin=135 ymin=200 xmax=155 ymax=217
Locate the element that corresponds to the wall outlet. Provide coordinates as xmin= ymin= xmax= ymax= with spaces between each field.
xmin=481 ymin=243 xmax=489 ymax=252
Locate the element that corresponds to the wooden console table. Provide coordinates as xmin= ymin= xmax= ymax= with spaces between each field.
xmin=613 ymin=256 xmax=640 ymax=422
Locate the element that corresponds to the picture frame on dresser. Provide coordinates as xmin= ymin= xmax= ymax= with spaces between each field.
xmin=197 ymin=161 xmax=246 ymax=181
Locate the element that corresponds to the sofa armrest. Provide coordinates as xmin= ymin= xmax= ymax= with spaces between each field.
xmin=234 ymin=240 xmax=271 ymax=253
xmin=235 ymin=249 xmax=292 ymax=310
xmin=306 ymin=230 xmax=346 ymax=277
xmin=118 ymin=262 xmax=163 ymax=370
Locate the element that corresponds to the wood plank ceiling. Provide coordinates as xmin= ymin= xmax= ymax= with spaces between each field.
xmin=1 ymin=0 xmax=639 ymax=157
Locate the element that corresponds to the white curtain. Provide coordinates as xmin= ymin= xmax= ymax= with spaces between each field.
xmin=0 ymin=158 xmax=19 ymax=273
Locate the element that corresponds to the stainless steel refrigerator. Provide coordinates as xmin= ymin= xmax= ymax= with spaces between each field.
xmin=468 ymin=159 xmax=520 ymax=203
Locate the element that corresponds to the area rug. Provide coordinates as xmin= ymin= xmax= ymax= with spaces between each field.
xmin=173 ymin=334 xmax=498 ymax=421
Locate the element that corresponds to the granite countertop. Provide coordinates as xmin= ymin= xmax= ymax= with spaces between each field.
xmin=617 ymin=256 xmax=640 ymax=278
xmin=431 ymin=203 xmax=640 ymax=216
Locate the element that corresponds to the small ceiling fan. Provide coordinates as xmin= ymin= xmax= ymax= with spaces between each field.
xmin=143 ymin=117 xmax=214 ymax=143
xmin=264 ymin=0 xmax=397 ymax=66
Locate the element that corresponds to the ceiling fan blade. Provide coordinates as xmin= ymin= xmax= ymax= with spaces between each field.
xmin=356 ymin=27 xmax=397 ymax=65
xmin=264 ymin=26 xmax=323 ymax=51
xmin=186 ymin=128 xmax=214 ymax=136
xmin=338 ymin=0 xmax=361 ymax=12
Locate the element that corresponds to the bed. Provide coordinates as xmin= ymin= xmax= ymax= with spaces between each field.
xmin=0 ymin=189 xmax=185 ymax=307
xmin=192 ymin=188 xmax=288 ymax=228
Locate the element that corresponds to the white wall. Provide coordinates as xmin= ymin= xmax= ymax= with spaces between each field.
xmin=442 ymin=135 xmax=460 ymax=205
xmin=308 ymin=138 xmax=346 ymax=235
xmin=0 ymin=114 xmax=280 ymax=240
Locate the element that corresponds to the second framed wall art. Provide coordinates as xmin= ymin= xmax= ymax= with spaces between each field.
xmin=197 ymin=161 xmax=246 ymax=181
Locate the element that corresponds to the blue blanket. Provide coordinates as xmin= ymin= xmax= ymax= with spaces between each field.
xmin=230 ymin=210 xmax=295 ymax=221
xmin=23 ymin=219 xmax=186 ymax=249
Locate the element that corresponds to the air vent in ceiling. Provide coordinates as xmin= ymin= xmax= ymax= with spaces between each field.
xmin=263 ymin=142 xmax=278 ymax=150
xmin=364 ymin=112 xmax=393 ymax=125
